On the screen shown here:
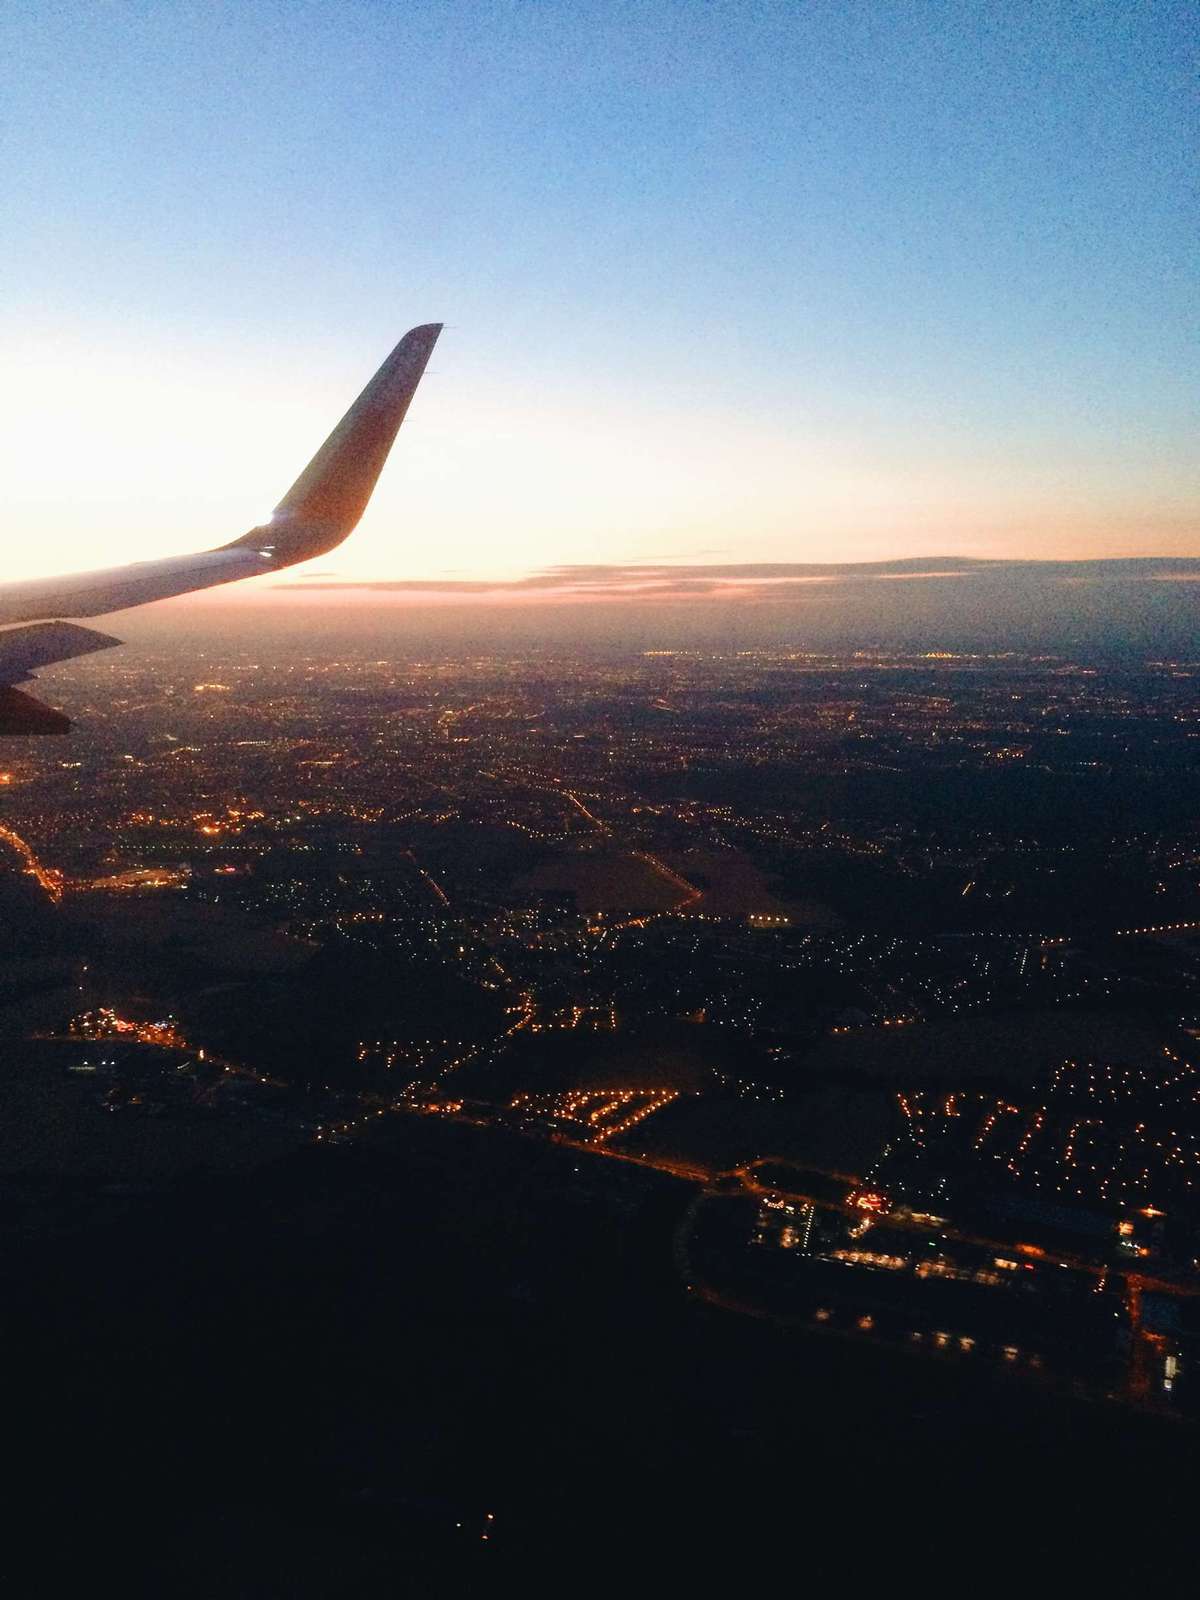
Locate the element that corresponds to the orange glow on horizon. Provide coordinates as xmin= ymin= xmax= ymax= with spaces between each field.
xmin=3 ymin=325 xmax=1196 ymax=601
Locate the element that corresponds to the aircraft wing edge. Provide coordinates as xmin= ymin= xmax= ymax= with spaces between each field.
xmin=0 ymin=622 xmax=122 ymax=735
xmin=0 ymin=322 xmax=442 ymax=629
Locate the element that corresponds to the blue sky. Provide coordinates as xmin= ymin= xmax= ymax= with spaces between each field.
xmin=2 ymin=0 xmax=1195 ymax=587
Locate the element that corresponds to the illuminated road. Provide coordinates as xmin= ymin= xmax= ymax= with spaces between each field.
xmin=404 ymin=849 xmax=452 ymax=909
xmin=548 ymin=784 xmax=703 ymax=912
xmin=631 ymin=849 xmax=702 ymax=910
xmin=37 ymin=1016 xmax=284 ymax=1101
xmin=561 ymin=788 xmax=610 ymax=834
xmin=301 ymin=1060 xmax=1193 ymax=1414
xmin=0 ymin=822 xmax=64 ymax=902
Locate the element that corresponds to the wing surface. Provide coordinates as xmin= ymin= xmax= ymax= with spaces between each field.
xmin=0 ymin=323 xmax=441 ymax=628
xmin=0 ymin=621 xmax=121 ymax=734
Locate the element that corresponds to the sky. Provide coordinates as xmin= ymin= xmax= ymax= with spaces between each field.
xmin=1 ymin=0 xmax=1196 ymax=603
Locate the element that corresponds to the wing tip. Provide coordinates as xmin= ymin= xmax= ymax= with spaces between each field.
xmin=221 ymin=320 xmax=444 ymax=566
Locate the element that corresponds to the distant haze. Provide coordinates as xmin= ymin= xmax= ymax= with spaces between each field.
xmin=114 ymin=555 xmax=1200 ymax=659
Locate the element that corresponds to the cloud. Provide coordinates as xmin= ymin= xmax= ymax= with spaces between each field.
xmin=278 ymin=555 xmax=1200 ymax=605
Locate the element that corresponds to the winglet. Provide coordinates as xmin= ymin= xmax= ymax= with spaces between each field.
xmin=224 ymin=322 xmax=442 ymax=567
xmin=0 ymin=324 xmax=442 ymax=647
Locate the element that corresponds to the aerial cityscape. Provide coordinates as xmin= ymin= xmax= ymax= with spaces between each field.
xmin=1 ymin=634 xmax=1197 ymax=1577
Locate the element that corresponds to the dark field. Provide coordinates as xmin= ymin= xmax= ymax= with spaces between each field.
xmin=3 ymin=1116 xmax=1194 ymax=1591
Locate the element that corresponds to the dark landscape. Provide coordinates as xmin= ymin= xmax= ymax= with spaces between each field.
xmin=2 ymin=633 xmax=1197 ymax=1585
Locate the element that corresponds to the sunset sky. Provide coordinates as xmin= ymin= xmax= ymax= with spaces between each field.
xmin=2 ymin=1 xmax=1195 ymax=598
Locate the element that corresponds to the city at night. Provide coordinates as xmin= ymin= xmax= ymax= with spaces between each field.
xmin=3 ymin=632 xmax=1198 ymax=1582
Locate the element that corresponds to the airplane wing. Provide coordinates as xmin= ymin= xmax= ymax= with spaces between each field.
xmin=0 ymin=323 xmax=441 ymax=732
xmin=0 ymin=621 xmax=122 ymax=733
